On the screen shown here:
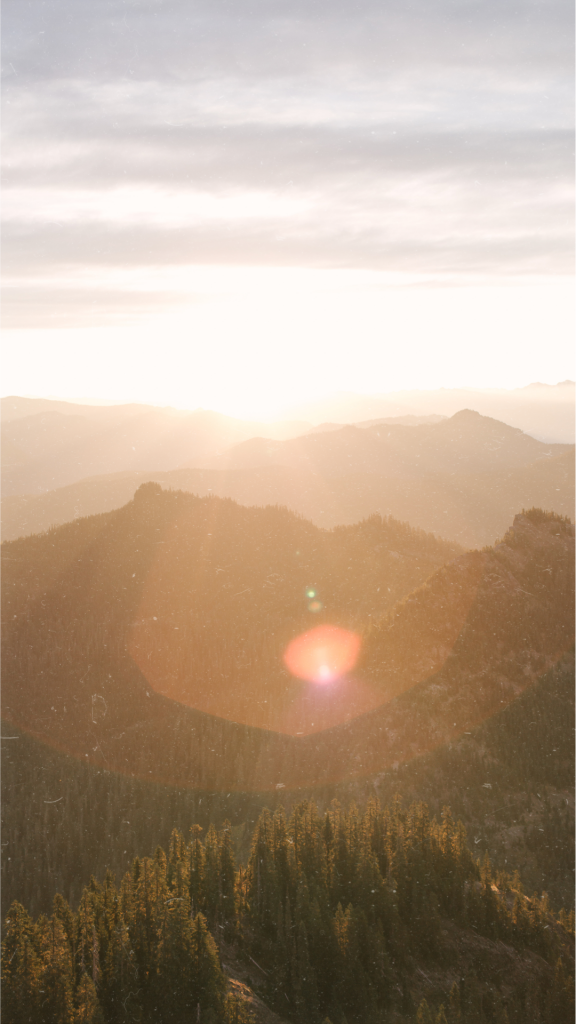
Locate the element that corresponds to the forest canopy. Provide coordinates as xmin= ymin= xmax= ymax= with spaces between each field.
xmin=2 ymin=798 xmax=574 ymax=1024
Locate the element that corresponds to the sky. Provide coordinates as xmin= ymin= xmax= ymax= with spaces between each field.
xmin=2 ymin=0 xmax=574 ymax=418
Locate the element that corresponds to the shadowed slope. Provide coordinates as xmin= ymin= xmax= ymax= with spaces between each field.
xmin=2 ymin=490 xmax=573 ymax=795
xmin=2 ymin=487 xmax=460 ymax=747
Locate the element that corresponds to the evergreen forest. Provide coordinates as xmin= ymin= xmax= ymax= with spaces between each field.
xmin=2 ymin=798 xmax=574 ymax=1024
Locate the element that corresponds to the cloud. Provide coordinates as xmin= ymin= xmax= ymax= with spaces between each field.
xmin=4 ymin=0 xmax=573 ymax=81
xmin=2 ymin=0 xmax=573 ymax=329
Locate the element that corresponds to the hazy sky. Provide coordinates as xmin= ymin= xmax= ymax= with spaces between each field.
xmin=2 ymin=0 xmax=574 ymax=417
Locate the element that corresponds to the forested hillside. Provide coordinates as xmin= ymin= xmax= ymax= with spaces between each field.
xmin=3 ymin=799 xmax=574 ymax=1024
xmin=2 ymin=487 xmax=461 ymax=744
xmin=3 ymin=652 xmax=573 ymax=924
xmin=2 ymin=494 xmax=574 ymax=931
xmin=5 ymin=493 xmax=572 ymax=796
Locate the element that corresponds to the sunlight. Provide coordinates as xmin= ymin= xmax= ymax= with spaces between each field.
xmin=2 ymin=272 xmax=573 ymax=418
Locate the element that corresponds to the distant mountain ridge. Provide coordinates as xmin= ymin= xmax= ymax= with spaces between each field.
xmin=3 ymin=409 xmax=573 ymax=548
xmin=2 ymin=380 xmax=574 ymax=504
xmin=0 ymin=398 xmax=309 ymax=498
xmin=204 ymin=409 xmax=571 ymax=476
xmin=283 ymin=380 xmax=576 ymax=443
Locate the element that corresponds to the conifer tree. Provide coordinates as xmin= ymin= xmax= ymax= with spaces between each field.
xmin=416 ymin=998 xmax=434 ymax=1024
xmin=223 ymin=993 xmax=256 ymax=1023
xmin=448 ymin=981 xmax=461 ymax=1023
xmin=188 ymin=825 xmax=206 ymax=917
xmin=220 ymin=821 xmax=236 ymax=931
xmin=52 ymin=893 xmax=76 ymax=953
xmin=189 ymin=912 xmax=227 ymax=1015
xmin=204 ymin=824 xmax=223 ymax=926
xmin=74 ymin=973 xmax=104 ymax=1024
xmin=37 ymin=914 xmax=75 ymax=1024
xmin=156 ymin=889 xmax=195 ymax=1023
xmin=1 ymin=902 xmax=43 ymax=1024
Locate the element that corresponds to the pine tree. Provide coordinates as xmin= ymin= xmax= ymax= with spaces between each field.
xmin=204 ymin=824 xmax=222 ymax=927
xmin=189 ymin=912 xmax=227 ymax=1016
xmin=75 ymin=887 xmax=99 ymax=989
xmin=188 ymin=825 xmax=206 ymax=918
xmin=1 ymin=902 xmax=43 ymax=1024
xmin=416 ymin=998 xmax=434 ymax=1024
xmin=52 ymin=893 xmax=76 ymax=954
xmin=37 ymin=914 xmax=75 ymax=1024
xmin=448 ymin=981 xmax=461 ymax=1023
xmin=74 ymin=973 xmax=104 ymax=1024
xmin=129 ymin=857 xmax=159 ymax=1000
xmin=220 ymin=821 xmax=236 ymax=933
xmin=100 ymin=917 xmax=138 ymax=1024
xmin=247 ymin=809 xmax=278 ymax=942
xmin=223 ymin=993 xmax=256 ymax=1023
xmin=156 ymin=897 xmax=190 ymax=1021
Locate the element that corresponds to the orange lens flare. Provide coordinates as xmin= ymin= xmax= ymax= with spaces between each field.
xmin=283 ymin=625 xmax=361 ymax=684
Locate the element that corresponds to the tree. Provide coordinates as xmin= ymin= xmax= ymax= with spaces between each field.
xmin=74 ymin=973 xmax=104 ymax=1024
xmin=189 ymin=912 xmax=227 ymax=1016
xmin=220 ymin=821 xmax=236 ymax=934
xmin=448 ymin=981 xmax=461 ymax=1023
xmin=223 ymin=993 xmax=256 ymax=1023
xmin=37 ymin=914 xmax=75 ymax=1024
xmin=1 ymin=902 xmax=43 ymax=1024
xmin=416 ymin=999 xmax=434 ymax=1024
xmin=156 ymin=890 xmax=195 ymax=1022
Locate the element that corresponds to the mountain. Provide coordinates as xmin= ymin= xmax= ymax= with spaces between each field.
xmin=2 ymin=493 xmax=573 ymax=913
xmin=205 ymin=410 xmax=572 ymax=476
xmin=3 ymin=652 xmax=573 ymax=922
xmin=2 ymin=389 xmax=573 ymax=510
xmin=0 ymin=397 xmax=309 ymax=498
xmin=1 ymin=396 xmax=157 ymax=423
xmin=283 ymin=381 xmax=576 ymax=443
xmin=304 ymin=415 xmax=447 ymax=434
xmin=3 ymin=411 xmax=573 ymax=549
xmin=2 ymin=490 xmax=461 ymax=739
xmin=3 ymin=495 xmax=572 ymax=753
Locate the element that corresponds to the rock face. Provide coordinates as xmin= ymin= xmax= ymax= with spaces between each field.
xmin=2 ymin=490 xmax=573 ymax=795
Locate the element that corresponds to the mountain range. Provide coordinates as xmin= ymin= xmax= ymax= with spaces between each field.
xmin=2 ymin=490 xmax=573 ymax=919
xmin=2 ymin=405 xmax=573 ymax=549
xmin=282 ymin=380 xmax=576 ymax=444
xmin=1 ymin=398 xmax=308 ymax=498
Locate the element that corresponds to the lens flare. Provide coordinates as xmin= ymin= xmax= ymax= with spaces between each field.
xmin=283 ymin=625 xmax=361 ymax=684
xmin=308 ymin=600 xmax=323 ymax=612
